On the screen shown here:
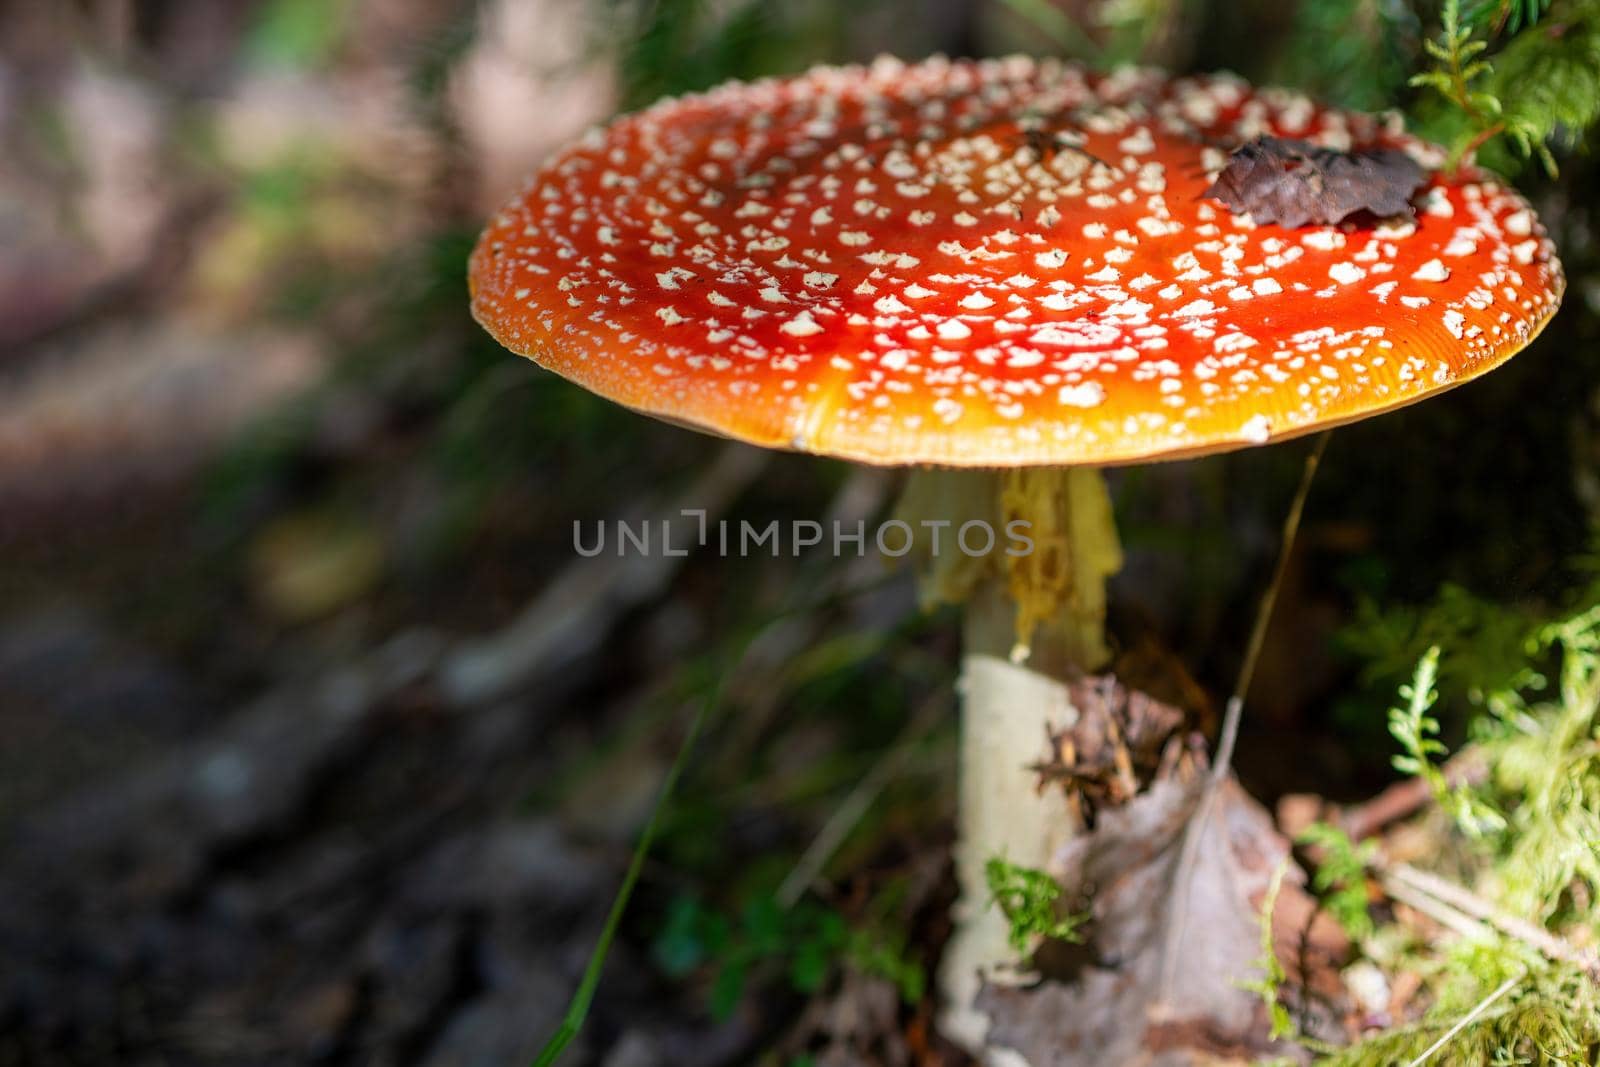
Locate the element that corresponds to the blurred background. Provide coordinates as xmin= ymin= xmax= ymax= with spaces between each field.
xmin=0 ymin=2 xmax=1596 ymax=1064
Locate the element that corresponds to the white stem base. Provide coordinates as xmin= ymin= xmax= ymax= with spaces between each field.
xmin=937 ymin=585 xmax=1083 ymax=1058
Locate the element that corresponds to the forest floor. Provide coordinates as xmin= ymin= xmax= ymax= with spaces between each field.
xmin=3 ymin=3 xmax=1598 ymax=1066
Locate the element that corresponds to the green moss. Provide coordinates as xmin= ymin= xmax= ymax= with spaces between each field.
xmin=984 ymin=858 xmax=1087 ymax=953
xmin=1312 ymin=591 xmax=1600 ymax=1064
xmin=1323 ymin=956 xmax=1600 ymax=1065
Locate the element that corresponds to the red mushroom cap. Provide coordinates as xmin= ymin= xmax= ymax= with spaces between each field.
xmin=469 ymin=56 xmax=1564 ymax=467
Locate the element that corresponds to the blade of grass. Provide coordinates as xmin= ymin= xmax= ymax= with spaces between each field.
xmin=530 ymin=678 xmax=718 ymax=1067
xmin=775 ymin=689 xmax=950 ymax=908
xmin=1156 ymin=430 xmax=1332 ymax=1011
xmin=1403 ymin=973 xmax=1522 ymax=1067
xmin=529 ymin=568 xmax=908 ymax=1065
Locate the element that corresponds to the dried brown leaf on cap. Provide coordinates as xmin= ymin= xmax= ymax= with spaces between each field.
xmin=1203 ymin=136 xmax=1427 ymax=228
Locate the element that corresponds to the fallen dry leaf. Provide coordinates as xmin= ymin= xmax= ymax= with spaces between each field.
xmin=977 ymin=773 xmax=1348 ymax=1066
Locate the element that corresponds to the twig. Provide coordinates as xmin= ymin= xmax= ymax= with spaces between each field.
xmin=1156 ymin=431 xmax=1332 ymax=1010
xmin=1378 ymin=871 xmax=1500 ymax=943
xmin=1453 ymin=121 xmax=1507 ymax=171
xmin=1339 ymin=749 xmax=1488 ymax=841
xmin=776 ymin=691 xmax=949 ymax=908
xmin=1402 ymin=973 xmax=1522 ymax=1067
xmin=1382 ymin=861 xmax=1600 ymax=977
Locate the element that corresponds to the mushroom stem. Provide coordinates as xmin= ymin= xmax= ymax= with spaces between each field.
xmin=897 ymin=466 xmax=1122 ymax=1053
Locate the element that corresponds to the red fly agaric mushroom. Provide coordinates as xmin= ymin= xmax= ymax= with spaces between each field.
xmin=469 ymin=55 xmax=1562 ymax=1051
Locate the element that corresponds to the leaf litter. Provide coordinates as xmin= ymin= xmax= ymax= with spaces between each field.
xmin=978 ymin=695 xmax=1351 ymax=1066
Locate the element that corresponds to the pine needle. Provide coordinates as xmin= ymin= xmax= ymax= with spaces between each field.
xmin=1403 ymin=974 xmax=1523 ymax=1067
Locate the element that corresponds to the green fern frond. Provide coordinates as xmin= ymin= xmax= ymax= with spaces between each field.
xmin=1388 ymin=645 xmax=1448 ymax=778
xmin=1465 ymin=0 xmax=1556 ymax=35
xmin=1388 ymin=646 xmax=1508 ymax=836
xmin=1410 ymin=0 xmax=1600 ymax=173
xmin=1298 ymin=823 xmax=1378 ymax=942
xmin=1409 ymin=0 xmax=1502 ymax=123
xmin=1485 ymin=11 xmax=1600 ymax=172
